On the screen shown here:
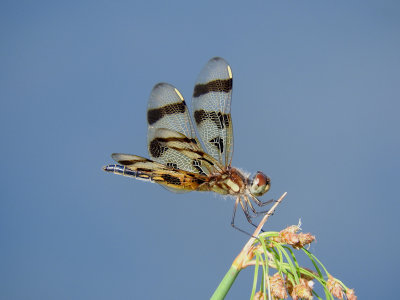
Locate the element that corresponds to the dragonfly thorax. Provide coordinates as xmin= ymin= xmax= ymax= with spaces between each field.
xmin=207 ymin=167 xmax=248 ymax=196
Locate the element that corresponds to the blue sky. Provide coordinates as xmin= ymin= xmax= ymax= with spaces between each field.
xmin=1 ymin=1 xmax=399 ymax=299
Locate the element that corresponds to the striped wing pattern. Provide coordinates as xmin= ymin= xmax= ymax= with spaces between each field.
xmin=148 ymin=127 xmax=222 ymax=175
xmin=106 ymin=57 xmax=234 ymax=192
xmin=147 ymin=83 xmax=197 ymax=141
xmin=146 ymin=82 xmax=222 ymax=177
xmin=110 ymin=154 xmax=209 ymax=192
xmin=192 ymin=57 xmax=234 ymax=168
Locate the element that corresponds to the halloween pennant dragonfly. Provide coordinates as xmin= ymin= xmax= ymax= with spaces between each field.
xmin=103 ymin=57 xmax=273 ymax=230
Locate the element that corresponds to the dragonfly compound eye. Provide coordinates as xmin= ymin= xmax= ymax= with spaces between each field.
xmin=250 ymin=171 xmax=271 ymax=197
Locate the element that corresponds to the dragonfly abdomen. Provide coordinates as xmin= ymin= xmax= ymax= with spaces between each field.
xmin=103 ymin=164 xmax=152 ymax=181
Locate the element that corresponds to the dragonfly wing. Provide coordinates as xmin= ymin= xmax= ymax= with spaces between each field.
xmin=146 ymin=82 xmax=222 ymax=175
xmin=147 ymin=82 xmax=199 ymax=146
xmin=110 ymin=154 xmax=208 ymax=192
xmin=192 ymin=57 xmax=234 ymax=168
xmin=147 ymin=127 xmax=223 ymax=175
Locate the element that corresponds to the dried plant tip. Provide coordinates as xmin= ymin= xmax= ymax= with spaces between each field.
xmin=287 ymin=278 xmax=313 ymax=300
xmin=269 ymin=273 xmax=288 ymax=299
xmin=293 ymin=279 xmax=313 ymax=300
xmin=253 ymin=291 xmax=265 ymax=300
xmin=286 ymin=279 xmax=294 ymax=295
xmin=285 ymin=278 xmax=313 ymax=300
xmin=270 ymin=224 xmax=301 ymax=244
xmin=285 ymin=224 xmax=301 ymax=234
xmin=276 ymin=228 xmax=315 ymax=249
xmin=296 ymin=233 xmax=315 ymax=248
xmin=281 ymin=231 xmax=300 ymax=245
xmin=346 ymin=288 xmax=357 ymax=300
xmin=327 ymin=275 xmax=343 ymax=299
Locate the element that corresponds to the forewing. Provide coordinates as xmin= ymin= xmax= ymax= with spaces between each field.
xmin=192 ymin=57 xmax=234 ymax=168
xmin=147 ymin=83 xmax=197 ymax=144
xmin=146 ymin=83 xmax=222 ymax=175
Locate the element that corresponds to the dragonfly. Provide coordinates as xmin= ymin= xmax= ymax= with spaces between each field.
xmin=103 ymin=57 xmax=274 ymax=231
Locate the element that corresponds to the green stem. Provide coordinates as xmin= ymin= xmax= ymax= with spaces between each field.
xmin=210 ymin=265 xmax=241 ymax=300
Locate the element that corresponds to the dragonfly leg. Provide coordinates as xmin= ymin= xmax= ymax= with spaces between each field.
xmin=231 ymin=197 xmax=258 ymax=236
xmin=244 ymin=194 xmax=258 ymax=214
xmin=251 ymin=195 xmax=275 ymax=207
xmin=239 ymin=197 xmax=265 ymax=232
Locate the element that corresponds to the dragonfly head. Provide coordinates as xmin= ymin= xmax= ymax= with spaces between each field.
xmin=249 ymin=171 xmax=271 ymax=197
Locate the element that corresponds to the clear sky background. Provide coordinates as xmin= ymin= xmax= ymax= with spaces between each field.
xmin=1 ymin=1 xmax=399 ymax=299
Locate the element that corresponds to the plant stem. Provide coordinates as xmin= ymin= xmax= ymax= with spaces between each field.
xmin=210 ymin=265 xmax=241 ymax=300
xmin=210 ymin=192 xmax=287 ymax=299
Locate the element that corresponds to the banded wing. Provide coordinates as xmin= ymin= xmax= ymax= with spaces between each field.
xmin=192 ymin=57 xmax=234 ymax=168
xmin=148 ymin=83 xmax=197 ymax=143
xmin=108 ymin=154 xmax=209 ymax=192
xmin=148 ymin=127 xmax=223 ymax=175
xmin=147 ymin=83 xmax=223 ymax=177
